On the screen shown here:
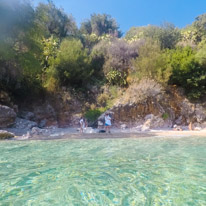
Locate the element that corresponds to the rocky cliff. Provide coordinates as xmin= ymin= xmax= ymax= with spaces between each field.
xmin=107 ymin=85 xmax=206 ymax=129
xmin=0 ymin=89 xmax=83 ymax=129
xmin=0 ymin=83 xmax=206 ymax=131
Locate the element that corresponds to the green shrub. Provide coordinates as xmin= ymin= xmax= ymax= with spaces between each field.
xmin=162 ymin=113 xmax=169 ymax=120
xmin=54 ymin=38 xmax=92 ymax=87
xmin=85 ymin=109 xmax=102 ymax=122
xmin=106 ymin=69 xmax=127 ymax=86
xmin=168 ymin=46 xmax=206 ymax=99
xmin=131 ymin=40 xmax=171 ymax=84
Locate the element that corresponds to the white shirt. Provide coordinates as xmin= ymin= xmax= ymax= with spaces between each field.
xmin=105 ymin=115 xmax=111 ymax=126
xmin=80 ymin=119 xmax=85 ymax=128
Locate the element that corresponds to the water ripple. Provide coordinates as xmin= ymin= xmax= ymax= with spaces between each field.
xmin=0 ymin=137 xmax=206 ymax=205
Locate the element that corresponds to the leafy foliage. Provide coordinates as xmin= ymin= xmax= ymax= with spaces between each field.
xmin=35 ymin=2 xmax=77 ymax=39
xmin=168 ymin=47 xmax=206 ymax=99
xmin=53 ymin=38 xmax=92 ymax=87
xmin=193 ymin=13 xmax=206 ymax=42
xmin=106 ymin=70 xmax=127 ymax=86
xmin=80 ymin=13 xmax=122 ymax=37
xmin=131 ymin=40 xmax=171 ymax=83
xmin=125 ymin=23 xmax=181 ymax=49
xmin=1 ymin=0 xmax=206 ymax=103
xmin=85 ymin=109 xmax=102 ymax=122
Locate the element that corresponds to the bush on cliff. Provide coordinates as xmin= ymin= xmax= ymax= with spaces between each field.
xmin=49 ymin=38 xmax=92 ymax=88
xmin=168 ymin=46 xmax=206 ymax=99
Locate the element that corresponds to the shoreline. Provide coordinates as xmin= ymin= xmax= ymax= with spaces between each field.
xmin=8 ymin=127 xmax=206 ymax=141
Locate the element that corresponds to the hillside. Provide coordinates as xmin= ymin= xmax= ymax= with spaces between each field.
xmin=0 ymin=1 xmax=206 ymax=134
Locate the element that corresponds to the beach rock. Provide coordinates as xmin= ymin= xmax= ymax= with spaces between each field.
xmin=121 ymin=124 xmax=127 ymax=129
xmin=145 ymin=114 xmax=154 ymax=121
xmin=194 ymin=104 xmax=206 ymax=123
xmin=143 ymin=114 xmax=164 ymax=129
xmin=0 ymin=130 xmax=15 ymax=139
xmin=136 ymin=125 xmax=143 ymax=131
xmin=30 ymin=127 xmax=51 ymax=136
xmin=175 ymin=116 xmax=183 ymax=125
xmin=20 ymin=131 xmax=32 ymax=140
xmin=13 ymin=118 xmax=37 ymax=130
xmin=0 ymin=105 xmax=16 ymax=128
xmin=194 ymin=127 xmax=201 ymax=131
xmin=84 ymin=127 xmax=96 ymax=133
xmin=39 ymin=119 xmax=47 ymax=128
xmin=98 ymin=120 xmax=104 ymax=126
xmin=30 ymin=127 xmax=41 ymax=135
xmin=70 ymin=114 xmax=82 ymax=126
xmin=141 ymin=125 xmax=150 ymax=132
xmin=34 ymin=103 xmax=58 ymax=127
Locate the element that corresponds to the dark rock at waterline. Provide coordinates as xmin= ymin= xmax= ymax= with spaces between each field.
xmin=13 ymin=117 xmax=37 ymax=130
xmin=0 ymin=130 xmax=14 ymax=139
xmin=0 ymin=105 xmax=16 ymax=128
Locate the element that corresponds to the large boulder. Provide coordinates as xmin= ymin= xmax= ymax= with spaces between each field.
xmin=13 ymin=118 xmax=37 ymax=130
xmin=194 ymin=104 xmax=206 ymax=123
xmin=141 ymin=114 xmax=165 ymax=131
xmin=0 ymin=130 xmax=15 ymax=139
xmin=0 ymin=105 xmax=16 ymax=128
xmin=34 ymin=103 xmax=58 ymax=127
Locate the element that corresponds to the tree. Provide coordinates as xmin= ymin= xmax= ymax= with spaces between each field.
xmin=35 ymin=2 xmax=77 ymax=39
xmin=92 ymin=38 xmax=138 ymax=86
xmin=52 ymin=38 xmax=92 ymax=87
xmin=131 ymin=40 xmax=170 ymax=83
xmin=193 ymin=13 xmax=206 ymax=42
xmin=125 ymin=23 xmax=181 ymax=49
xmin=0 ymin=0 xmax=43 ymax=97
xmin=80 ymin=13 xmax=122 ymax=37
xmin=125 ymin=25 xmax=160 ymax=41
xmin=158 ymin=22 xmax=181 ymax=49
xmin=168 ymin=46 xmax=206 ymax=99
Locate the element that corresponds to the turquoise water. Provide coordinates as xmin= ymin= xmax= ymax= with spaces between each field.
xmin=0 ymin=137 xmax=206 ymax=206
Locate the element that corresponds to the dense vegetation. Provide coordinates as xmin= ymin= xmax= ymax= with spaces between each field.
xmin=1 ymin=0 xmax=206 ymax=116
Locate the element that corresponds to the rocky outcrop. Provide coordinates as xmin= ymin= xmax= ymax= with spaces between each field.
xmin=141 ymin=114 xmax=165 ymax=131
xmin=0 ymin=105 xmax=16 ymax=128
xmin=101 ymin=85 xmax=206 ymax=128
xmin=17 ymin=90 xmax=83 ymax=128
xmin=13 ymin=118 xmax=37 ymax=130
xmin=0 ymin=130 xmax=14 ymax=139
xmin=34 ymin=103 xmax=58 ymax=127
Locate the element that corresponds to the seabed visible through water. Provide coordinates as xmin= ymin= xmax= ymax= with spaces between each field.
xmin=0 ymin=136 xmax=206 ymax=205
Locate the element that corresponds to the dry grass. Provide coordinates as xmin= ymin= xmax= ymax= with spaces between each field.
xmin=118 ymin=79 xmax=163 ymax=105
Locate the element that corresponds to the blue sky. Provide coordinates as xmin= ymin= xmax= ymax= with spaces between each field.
xmin=32 ymin=0 xmax=206 ymax=35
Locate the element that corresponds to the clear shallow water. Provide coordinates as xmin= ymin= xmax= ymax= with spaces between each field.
xmin=0 ymin=137 xmax=206 ymax=206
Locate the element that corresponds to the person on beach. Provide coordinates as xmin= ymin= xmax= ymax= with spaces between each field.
xmin=80 ymin=117 xmax=86 ymax=133
xmin=188 ymin=122 xmax=193 ymax=131
xmin=105 ymin=113 xmax=112 ymax=133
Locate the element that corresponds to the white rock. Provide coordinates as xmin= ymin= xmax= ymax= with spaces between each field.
xmin=121 ymin=124 xmax=127 ymax=130
xmin=84 ymin=127 xmax=95 ymax=133
xmin=194 ymin=127 xmax=201 ymax=131
xmin=141 ymin=125 xmax=150 ymax=132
